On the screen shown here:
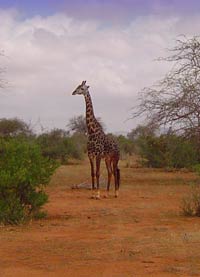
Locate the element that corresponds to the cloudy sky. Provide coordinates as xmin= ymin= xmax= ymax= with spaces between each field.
xmin=0 ymin=0 xmax=200 ymax=134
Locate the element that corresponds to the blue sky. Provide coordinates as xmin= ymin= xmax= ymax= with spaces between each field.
xmin=1 ymin=0 xmax=200 ymax=19
xmin=0 ymin=1 xmax=200 ymax=133
xmin=0 ymin=0 xmax=60 ymax=17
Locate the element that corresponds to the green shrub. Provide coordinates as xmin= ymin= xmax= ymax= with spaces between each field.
xmin=37 ymin=129 xmax=85 ymax=163
xmin=137 ymin=135 xmax=165 ymax=167
xmin=0 ymin=195 xmax=25 ymax=224
xmin=137 ymin=134 xmax=198 ymax=168
xmin=37 ymin=129 xmax=68 ymax=163
xmin=117 ymin=135 xmax=135 ymax=159
xmin=0 ymin=138 xmax=58 ymax=224
xmin=165 ymin=135 xmax=198 ymax=168
xmin=0 ymin=118 xmax=33 ymax=138
xmin=63 ymin=136 xmax=85 ymax=160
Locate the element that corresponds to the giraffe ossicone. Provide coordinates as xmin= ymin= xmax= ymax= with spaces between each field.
xmin=72 ymin=81 xmax=120 ymax=199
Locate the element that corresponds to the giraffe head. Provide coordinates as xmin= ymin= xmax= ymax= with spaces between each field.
xmin=72 ymin=80 xmax=90 ymax=96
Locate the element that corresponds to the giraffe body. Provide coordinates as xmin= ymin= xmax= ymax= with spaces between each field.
xmin=87 ymin=132 xmax=119 ymax=158
xmin=72 ymin=81 xmax=120 ymax=199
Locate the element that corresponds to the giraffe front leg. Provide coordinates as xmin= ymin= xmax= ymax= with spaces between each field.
xmin=95 ymin=156 xmax=101 ymax=199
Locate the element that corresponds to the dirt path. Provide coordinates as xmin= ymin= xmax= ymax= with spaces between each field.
xmin=1 ymin=163 xmax=200 ymax=276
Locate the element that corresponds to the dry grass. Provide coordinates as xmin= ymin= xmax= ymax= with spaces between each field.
xmin=0 ymin=157 xmax=200 ymax=276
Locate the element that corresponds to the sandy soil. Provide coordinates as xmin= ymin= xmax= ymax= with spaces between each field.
xmin=1 ymin=160 xmax=200 ymax=277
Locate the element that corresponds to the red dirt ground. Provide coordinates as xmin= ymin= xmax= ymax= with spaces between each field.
xmin=1 ymin=160 xmax=200 ymax=276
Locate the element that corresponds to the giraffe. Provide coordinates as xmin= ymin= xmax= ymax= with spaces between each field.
xmin=72 ymin=80 xmax=120 ymax=199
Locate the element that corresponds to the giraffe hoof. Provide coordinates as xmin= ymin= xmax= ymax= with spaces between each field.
xmin=115 ymin=190 xmax=119 ymax=198
xmin=95 ymin=191 xmax=100 ymax=200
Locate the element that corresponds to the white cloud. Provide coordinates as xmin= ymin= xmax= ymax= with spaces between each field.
xmin=0 ymin=9 xmax=200 ymax=133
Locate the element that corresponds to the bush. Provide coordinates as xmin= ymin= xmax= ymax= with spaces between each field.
xmin=181 ymin=184 xmax=200 ymax=217
xmin=137 ymin=134 xmax=198 ymax=168
xmin=0 ymin=138 xmax=58 ymax=224
xmin=63 ymin=134 xmax=86 ymax=160
xmin=181 ymin=165 xmax=200 ymax=217
xmin=37 ymin=129 xmax=85 ymax=163
xmin=0 ymin=118 xmax=33 ymax=138
xmin=37 ymin=129 xmax=68 ymax=163
xmin=165 ymin=135 xmax=198 ymax=168
xmin=117 ymin=135 xmax=135 ymax=159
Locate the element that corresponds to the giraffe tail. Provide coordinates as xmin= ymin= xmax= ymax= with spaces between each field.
xmin=117 ymin=167 xmax=120 ymax=188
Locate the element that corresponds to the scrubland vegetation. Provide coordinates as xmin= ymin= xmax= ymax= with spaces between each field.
xmin=1 ymin=113 xmax=200 ymax=224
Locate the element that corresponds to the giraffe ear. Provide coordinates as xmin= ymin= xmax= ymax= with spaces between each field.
xmin=87 ymin=86 xmax=90 ymax=89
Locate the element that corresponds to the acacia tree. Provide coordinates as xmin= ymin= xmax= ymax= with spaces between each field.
xmin=67 ymin=115 xmax=105 ymax=135
xmin=0 ymin=118 xmax=33 ymax=137
xmin=127 ymin=124 xmax=158 ymax=141
xmin=133 ymin=36 xmax=200 ymax=154
xmin=67 ymin=115 xmax=88 ymax=135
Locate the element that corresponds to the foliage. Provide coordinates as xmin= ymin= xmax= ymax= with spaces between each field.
xmin=117 ymin=135 xmax=135 ymax=159
xmin=181 ymin=183 xmax=200 ymax=217
xmin=37 ymin=128 xmax=85 ymax=163
xmin=67 ymin=115 xmax=87 ymax=135
xmin=132 ymin=36 xmax=200 ymax=157
xmin=69 ymin=132 xmax=87 ymax=159
xmin=137 ymin=133 xmax=197 ymax=168
xmin=37 ymin=129 xmax=68 ymax=163
xmin=0 ymin=138 xmax=58 ymax=224
xmin=128 ymin=124 xmax=157 ymax=141
xmin=67 ymin=114 xmax=105 ymax=135
xmin=0 ymin=118 xmax=33 ymax=138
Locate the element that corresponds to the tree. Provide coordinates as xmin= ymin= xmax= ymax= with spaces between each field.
xmin=37 ymin=128 xmax=85 ymax=163
xmin=137 ymin=133 xmax=197 ymax=168
xmin=133 ymin=36 xmax=200 ymax=155
xmin=37 ymin=128 xmax=69 ymax=162
xmin=67 ymin=115 xmax=105 ymax=135
xmin=128 ymin=124 xmax=158 ymax=141
xmin=67 ymin=115 xmax=87 ymax=135
xmin=117 ymin=135 xmax=135 ymax=158
xmin=0 ymin=118 xmax=33 ymax=138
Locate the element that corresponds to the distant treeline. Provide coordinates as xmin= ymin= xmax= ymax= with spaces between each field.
xmin=0 ymin=117 xmax=199 ymax=169
xmin=0 ymin=117 xmax=135 ymax=163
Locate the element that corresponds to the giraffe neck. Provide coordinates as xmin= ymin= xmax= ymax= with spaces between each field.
xmin=84 ymin=92 xmax=103 ymax=135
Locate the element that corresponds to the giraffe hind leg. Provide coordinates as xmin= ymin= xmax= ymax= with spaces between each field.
xmin=105 ymin=157 xmax=112 ymax=198
xmin=89 ymin=156 xmax=96 ymax=199
xmin=113 ymin=157 xmax=120 ymax=198
xmin=95 ymin=156 xmax=101 ymax=199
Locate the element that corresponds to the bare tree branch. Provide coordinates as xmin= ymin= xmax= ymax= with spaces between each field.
xmin=133 ymin=36 xmax=200 ymax=147
xmin=67 ymin=115 xmax=105 ymax=135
